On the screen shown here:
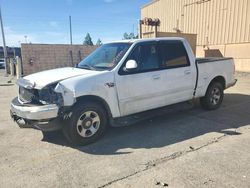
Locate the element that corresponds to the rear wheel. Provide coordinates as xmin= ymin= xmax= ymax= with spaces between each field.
xmin=63 ymin=101 xmax=107 ymax=145
xmin=200 ymin=82 xmax=224 ymax=110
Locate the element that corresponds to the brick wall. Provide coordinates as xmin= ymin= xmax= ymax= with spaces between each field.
xmin=21 ymin=44 xmax=98 ymax=75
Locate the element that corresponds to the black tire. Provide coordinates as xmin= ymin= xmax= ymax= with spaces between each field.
xmin=200 ymin=82 xmax=224 ymax=110
xmin=62 ymin=101 xmax=107 ymax=146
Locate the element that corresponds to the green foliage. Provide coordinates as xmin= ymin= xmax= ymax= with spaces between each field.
xmin=96 ymin=38 xmax=103 ymax=46
xmin=123 ymin=32 xmax=129 ymax=39
xmin=83 ymin=33 xmax=94 ymax=46
xmin=123 ymin=32 xmax=138 ymax=39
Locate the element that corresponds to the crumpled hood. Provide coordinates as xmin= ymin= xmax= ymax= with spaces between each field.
xmin=20 ymin=67 xmax=97 ymax=89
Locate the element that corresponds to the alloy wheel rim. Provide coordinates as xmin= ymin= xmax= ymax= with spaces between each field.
xmin=210 ymin=87 xmax=221 ymax=105
xmin=76 ymin=111 xmax=100 ymax=138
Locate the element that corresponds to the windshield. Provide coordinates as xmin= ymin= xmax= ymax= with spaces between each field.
xmin=78 ymin=43 xmax=131 ymax=71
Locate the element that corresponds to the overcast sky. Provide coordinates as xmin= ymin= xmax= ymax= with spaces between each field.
xmin=0 ymin=0 xmax=150 ymax=47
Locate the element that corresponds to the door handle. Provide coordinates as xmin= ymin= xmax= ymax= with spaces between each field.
xmin=152 ymin=75 xmax=161 ymax=80
xmin=184 ymin=70 xmax=191 ymax=75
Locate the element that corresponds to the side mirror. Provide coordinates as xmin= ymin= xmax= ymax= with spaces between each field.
xmin=125 ymin=60 xmax=138 ymax=71
xmin=74 ymin=63 xmax=78 ymax=68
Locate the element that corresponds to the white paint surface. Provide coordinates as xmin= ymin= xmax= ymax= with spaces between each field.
xmin=18 ymin=38 xmax=236 ymax=118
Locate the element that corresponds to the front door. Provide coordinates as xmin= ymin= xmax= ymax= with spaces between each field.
xmin=115 ymin=42 xmax=166 ymax=116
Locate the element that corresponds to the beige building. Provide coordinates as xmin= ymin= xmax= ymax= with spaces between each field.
xmin=141 ymin=0 xmax=250 ymax=72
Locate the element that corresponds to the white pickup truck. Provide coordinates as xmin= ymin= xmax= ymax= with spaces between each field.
xmin=10 ymin=38 xmax=237 ymax=145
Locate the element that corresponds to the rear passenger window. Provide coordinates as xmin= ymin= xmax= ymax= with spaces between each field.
xmin=159 ymin=41 xmax=190 ymax=68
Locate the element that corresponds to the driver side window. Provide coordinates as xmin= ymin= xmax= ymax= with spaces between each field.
xmin=122 ymin=42 xmax=160 ymax=74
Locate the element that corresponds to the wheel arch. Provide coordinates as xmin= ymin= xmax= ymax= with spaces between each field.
xmin=75 ymin=95 xmax=113 ymax=121
xmin=200 ymin=75 xmax=225 ymax=110
xmin=208 ymin=76 xmax=226 ymax=90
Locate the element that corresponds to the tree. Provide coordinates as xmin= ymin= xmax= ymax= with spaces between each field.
xmin=123 ymin=32 xmax=138 ymax=40
xmin=123 ymin=32 xmax=129 ymax=39
xmin=129 ymin=33 xmax=136 ymax=39
xmin=96 ymin=38 xmax=102 ymax=46
xmin=83 ymin=33 xmax=93 ymax=46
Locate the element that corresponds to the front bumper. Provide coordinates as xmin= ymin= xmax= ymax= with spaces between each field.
xmin=11 ymin=97 xmax=59 ymax=120
xmin=10 ymin=97 xmax=62 ymax=131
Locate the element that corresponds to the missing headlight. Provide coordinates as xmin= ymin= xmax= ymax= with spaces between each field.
xmin=38 ymin=84 xmax=63 ymax=105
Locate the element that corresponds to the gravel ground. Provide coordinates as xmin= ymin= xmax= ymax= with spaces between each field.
xmin=0 ymin=69 xmax=250 ymax=188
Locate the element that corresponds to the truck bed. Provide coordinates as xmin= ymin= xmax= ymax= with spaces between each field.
xmin=194 ymin=57 xmax=235 ymax=98
xmin=196 ymin=57 xmax=233 ymax=64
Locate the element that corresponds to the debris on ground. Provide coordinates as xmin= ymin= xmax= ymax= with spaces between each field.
xmin=155 ymin=181 xmax=168 ymax=186
xmin=189 ymin=146 xmax=195 ymax=150
xmin=204 ymin=179 xmax=214 ymax=185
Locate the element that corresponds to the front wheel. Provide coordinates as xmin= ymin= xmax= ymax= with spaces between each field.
xmin=200 ymin=82 xmax=224 ymax=110
xmin=63 ymin=101 xmax=108 ymax=145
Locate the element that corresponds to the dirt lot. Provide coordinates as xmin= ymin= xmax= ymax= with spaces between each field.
xmin=0 ymin=69 xmax=250 ymax=188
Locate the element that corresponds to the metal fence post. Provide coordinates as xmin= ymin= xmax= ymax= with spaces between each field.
xmin=10 ymin=58 xmax=15 ymax=76
xmin=16 ymin=56 xmax=21 ymax=79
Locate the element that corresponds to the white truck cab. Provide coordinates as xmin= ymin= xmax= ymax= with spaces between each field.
xmin=10 ymin=38 xmax=237 ymax=145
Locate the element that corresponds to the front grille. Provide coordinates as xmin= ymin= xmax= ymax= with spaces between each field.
xmin=19 ymin=87 xmax=39 ymax=103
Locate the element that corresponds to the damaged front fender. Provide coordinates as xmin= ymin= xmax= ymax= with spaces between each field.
xmin=54 ymin=83 xmax=76 ymax=106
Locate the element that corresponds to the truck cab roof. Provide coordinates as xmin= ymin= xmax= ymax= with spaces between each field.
xmin=108 ymin=37 xmax=186 ymax=44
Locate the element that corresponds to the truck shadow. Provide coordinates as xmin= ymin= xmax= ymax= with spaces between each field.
xmin=42 ymin=93 xmax=250 ymax=155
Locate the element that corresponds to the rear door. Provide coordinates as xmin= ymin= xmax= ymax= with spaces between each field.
xmin=158 ymin=40 xmax=196 ymax=103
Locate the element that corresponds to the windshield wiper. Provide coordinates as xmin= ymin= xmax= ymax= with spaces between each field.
xmin=79 ymin=64 xmax=95 ymax=70
xmin=93 ymin=66 xmax=110 ymax=70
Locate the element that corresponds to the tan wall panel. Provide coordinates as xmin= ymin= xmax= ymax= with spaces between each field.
xmin=197 ymin=43 xmax=250 ymax=58
xmin=196 ymin=46 xmax=205 ymax=57
xmin=141 ymin=0 xmax=250 ymax=45
xmin=234 ymin=59 xmax=250 ymax=72
xmin=225 ymin=43 xmax=250 ymax=59
xmin=197 ymin=43 xmax=250 ymax=72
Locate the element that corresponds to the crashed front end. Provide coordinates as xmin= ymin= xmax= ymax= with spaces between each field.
xmin=10 ymin=78 xmax=68 ymax=132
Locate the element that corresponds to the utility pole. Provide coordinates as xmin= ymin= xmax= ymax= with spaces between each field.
xmin=0 ymin=6 xmax=8 ymax=76
xmin=69 ymin=15 xmax=72 ymax=45
xmin=139 ymin=20 xmax=142 ymax=39
xmin=24 ymin=35 xmax=27 ymax=43
xmin=69 ymin=16 xmax=73 ymax=66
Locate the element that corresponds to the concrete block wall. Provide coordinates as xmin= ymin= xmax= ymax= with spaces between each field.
xmin=21 ymin=44 xmax=98 ymax=75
